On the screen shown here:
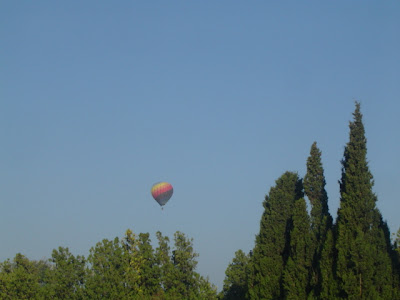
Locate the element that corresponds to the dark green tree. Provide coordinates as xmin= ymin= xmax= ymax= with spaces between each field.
xmin=336 ymin=102 xmax=394 ymax=298
xmin=283 ymin=198 xmax=312 ymax=299
xmin=395 ymin=228 xmax=400 ymax=256
xmin=319 ymin=226 xmax=339 ymax=299
xmin=370 ymin=213 xmax=400 ymax=298
xmin=394 ymin=227 xmax=400 ymax=298
xmin=247 ymin=171 xmax=303 ymax=300
xmin=221 ymin=249 xmax=250 ymax=300
xmin=304 ymin=141 xmax=333 ymax=296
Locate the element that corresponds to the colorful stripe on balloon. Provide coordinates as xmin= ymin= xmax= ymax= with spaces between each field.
xmin=151 ymin=182 xmax=173 ymax=203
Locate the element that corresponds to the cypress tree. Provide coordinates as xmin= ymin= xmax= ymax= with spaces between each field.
xmin=304 ymin=142 xmax=333 ymax=296
xmin=336 ymin=102 xmax=394 ymax=298
xmin=247 ymin=171 xmax=303 ymax=300
xmin=283 ymin=197 xmax=312 ymax=299
xmin=319 ymin=226 xmax=339 ymax=299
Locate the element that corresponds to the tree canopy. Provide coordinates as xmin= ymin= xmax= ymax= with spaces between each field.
xmin=0 ymin=230 xmax=217 ymax=300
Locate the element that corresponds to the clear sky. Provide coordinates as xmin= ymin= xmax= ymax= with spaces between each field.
xmin=1 ymin=1 xmax=399 ymax=290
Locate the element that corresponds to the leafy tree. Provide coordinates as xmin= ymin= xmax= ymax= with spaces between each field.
xmin=336 ymin=102 xmax=394 ymax=298
xmin=135 ymin=232 xmax=161 ymax=296
xmin=0 ymin=253 xmax=48 ymax=299
xmin=155 ymin=231 xmax=175 ymax=296
xmin=247 ymin=171 xmax=303 ymax=300
xmin=304 ymin=141 xmax=333 ymax=296
xmin=221 ymin=249 xmax=250 ymax=300
xmin=85 ymin=237 xmax=127 ymax=299
xmin=0 ymin=229 xmax=217 ymax=299
xmin=122 ymin=229 xmax=144 ymax=297
xmin=283 ymin=198 xmax=312 ymax=299
xmin=121 ymin=229 xmax=163 ymax=299
xmin=156 ymin=231 xmax=217 ymax=300
xmin=171 ymin=231 xmax=200 ymax=299
xmin=196 ymin=274 xmax=218 ymax=300
xmin=46 ymin=246 xmax=86 ymax=299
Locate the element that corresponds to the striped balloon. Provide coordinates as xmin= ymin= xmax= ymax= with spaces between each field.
xmin=151 ymin=182 xmax=173 ymax=207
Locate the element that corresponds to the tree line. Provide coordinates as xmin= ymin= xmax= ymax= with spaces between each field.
xmin=0 ymin=230 xmax=218 ymax=299
xmin=221 ymin=103 xmax=400 ymax=299
xmin=1 ymin=103 xmax=399 ymax=299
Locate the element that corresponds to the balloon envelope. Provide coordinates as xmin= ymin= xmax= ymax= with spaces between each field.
xmin=151 ymin=182 xmax=173 ymax=206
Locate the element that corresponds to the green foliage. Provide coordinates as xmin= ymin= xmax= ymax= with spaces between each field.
xmin=0 ymin=230 xmax=217 ymax=299
xmin=336 ymin=102 xmax=395 ymax=298
xmin=170 ymin=231 xmax=199 ymax=299
xmin=221 ymin=249 xmax=250 ymax=300
xmin=283 ymin=198 xmax=312 ymax=299
xmin=222 ymin=103 xmax=399 ymax=299
xmin=304 ymin=142 xmax=330 ymax=224
xmin=304 ymin=142 xmax=333 ymax=296
xmin=135 ymin=232 xmax=161 ymax=295
xmin=319 ymin=227 xmax=339 ymax=299
xmin=85 ymin=237 xmax=127 ymax=299
xmin=0 ymin=253 xmax=49 ymax=299
xmin=247 ymin=171 xmax=303 ymax=300
xmin=393 ymin=228 xmax=400 ymax=298
xmin=155 ymin=231 xmax=174 ymax=294
xmin=47 ymin=247 xmax=86 ymax=299
xmin=196 ymin=274 xmax=218 ymax=300
xmin=395 ymin=228 xmax=400 ymax=255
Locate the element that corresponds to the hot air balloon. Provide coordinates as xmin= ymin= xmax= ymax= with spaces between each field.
xmin=151 ymin=182 xmax=173 ymax=208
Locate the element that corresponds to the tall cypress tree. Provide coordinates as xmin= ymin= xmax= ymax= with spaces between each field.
xmin=336 ymin=102 xmax=394 ymax=298
xmin=247 ymin=171 xmax=303 ymax=300
xmin=304 ymin=142 xmax=333 ymax=296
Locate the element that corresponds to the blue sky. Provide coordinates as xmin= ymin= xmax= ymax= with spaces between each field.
xmin=1 ymin=1 xmax=399 ymax=290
